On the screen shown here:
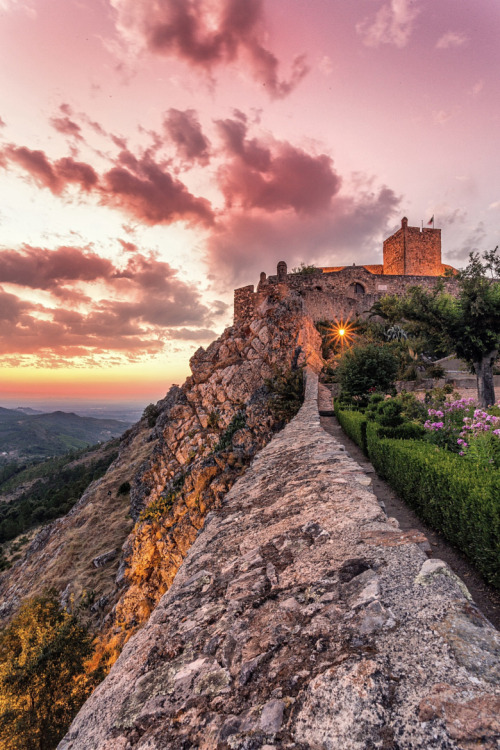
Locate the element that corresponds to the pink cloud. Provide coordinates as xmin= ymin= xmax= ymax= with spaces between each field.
xmin=111 ymin=0 xmax=308 ymax=98
xmin=3 ymin=145 xmax=98 ymax=194
xmin=49 ymin=115 xmax=84 ymax=140
xmin=164 ymin=108 xmax=210 ymax=164
xmin=216 ymin=118 xmax=341 ymax=214
xmin=102 ymin=153 xmax=214 ymax=225
xmin=206 ymin=183 xmax=401 ymax=286
xmin=0 ymin=245 xmax=114 ymax=290
xmin=2 ymin=142 xmax=213 ymax=227
xmin=0 ymin=247 xmax=214 ymax=360
xmin=356 ymin=0 xmax=420 ymax=48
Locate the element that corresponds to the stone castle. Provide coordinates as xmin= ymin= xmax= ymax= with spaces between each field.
xmin=235 ymin=217 xmax=457 ymax=325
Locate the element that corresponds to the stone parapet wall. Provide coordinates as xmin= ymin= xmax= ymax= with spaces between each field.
xmin=60 ymin=370 xmax=500 ymax=750
xmin=237 ymin=266 xmax=457 ymax=324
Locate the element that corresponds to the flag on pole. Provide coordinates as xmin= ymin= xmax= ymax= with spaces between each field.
xmin=427 ymin=215 xmax=434 ymax=226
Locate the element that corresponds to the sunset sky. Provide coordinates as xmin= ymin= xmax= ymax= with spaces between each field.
xmin=1 ymin=0 xmax=499 ymax=407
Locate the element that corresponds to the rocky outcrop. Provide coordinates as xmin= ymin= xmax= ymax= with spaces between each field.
xmin=0 ymin=284 xmax=320 ymax=659
xmin=113 ymin=286 xmax=320 ymax=634
xmin=59 ymin=370 xmax=500 ymax=749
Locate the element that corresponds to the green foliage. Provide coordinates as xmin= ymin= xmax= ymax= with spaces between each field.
xmin=117 ymin=481 xmax=131 ymax=496
xmin=139 ymin=491 xmax=177 ymax=523
xmin=0 ymin=590 xmax=101 ymax=750
xmin=142 ymin=403 xmax=160 ymax=428
xmin=374 ymin=248 xmax=500 ymax=404
xmin=266 ymin=367 xmax=305 ymax=422
xmin=365 ymin=422 xmax=500 ymax=587
xmin=213 ymin=411 xmax=247 ymax=452
xmin=0 ymin=408 xmax=129 ymax=461
xmin=0 ymin=449 xmax=118 ymax=544
xmin=139 ymin=472 xmax=185 ymax=523
xmin=385 ymin=325 xmax=407 ymax=342
xmin=207 ymin=410 xmax=221 ymax=430
xmin=290 ymin=262 xmax=318 ymax=275
xmin=335 ymin=406 xmax=368 ymax=454
xmin=336 ymin=344 xmax=399 ymax=406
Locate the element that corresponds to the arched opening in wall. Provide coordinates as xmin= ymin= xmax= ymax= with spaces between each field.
xmin=350 ymin=282 xmax=365 ymax=295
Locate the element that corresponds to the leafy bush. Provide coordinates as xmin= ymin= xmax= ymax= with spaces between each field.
xmin=266 ymin=367 xmax=304 ymax=423
xmin=336 ymin=344 xmax=399 ymax=406
xmin=290 ymin=262 xmax=317 ymax=275
xmin=0 ymin=591 xmax=102 ymax=750
xmin=139 ymin=491 xmax=177 ymax=523
xmin=365 ymin=422 xmax=500 ymax=587
xmin=142 ymin=403 xmax=160 ymax=428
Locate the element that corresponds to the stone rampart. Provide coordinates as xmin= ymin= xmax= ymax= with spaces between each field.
xmin=60 ymin=371 xmax=499 ymax=750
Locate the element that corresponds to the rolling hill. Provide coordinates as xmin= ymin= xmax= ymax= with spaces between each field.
xmin=0 ymin=407 xmax=131 ymax=459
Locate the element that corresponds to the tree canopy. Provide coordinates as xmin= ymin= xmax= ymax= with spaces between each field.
xmin=372 ymin=248 xmax=500 ymax=406
xmin=0 ymin=591 xmax=100 ymax=750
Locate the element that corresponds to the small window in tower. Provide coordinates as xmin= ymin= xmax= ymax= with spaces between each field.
xmin=351 ymin=282 xmax=365 ymax=295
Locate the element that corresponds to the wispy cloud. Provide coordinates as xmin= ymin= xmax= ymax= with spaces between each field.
xmin=436 ymin=31 xmax=467 ymax=49
xmin=356 ymin=0 xmax=420 ymax=49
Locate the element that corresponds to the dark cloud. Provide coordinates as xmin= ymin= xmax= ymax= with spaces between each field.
xmin=49 ymin=116 xmax=83 ymax=140
xmin=0 ymin=286 xmax=34 ymax=322
xmin=102 ymin=153 xmax=214 ymax=225
xmin=206 ymin=184 xmax=401 ymax=287
xmin=0 ymin=245 xmax=114 ymax=290
xmin=0 ymin=116 xmax=6 ymax=128
xmin=215 ymin=118 xmax=341 ymax=214
xmin=0 ymin=247 xmax=215 ymax=360
xmin=112 ymin=0 xmax=308 ymax=99
xmin=164 ymin=108 xmax=210 ymax=164
xmin=4 ymin=146 xmax=60 ymax=192
xmin=3 ymin=146 xmax=98 ymax=194
xmin=2 ymin=143 xmax=213 ymax=227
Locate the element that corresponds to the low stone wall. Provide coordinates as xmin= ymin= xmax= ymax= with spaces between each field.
xmin=60 ymin=371 xmax=500 ymax=749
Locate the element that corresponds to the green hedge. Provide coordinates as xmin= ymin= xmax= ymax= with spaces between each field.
xmin=365 ymin=421 xmax=500 ymax=587
xmin=335 ymin=406 xmax=368 ymax=455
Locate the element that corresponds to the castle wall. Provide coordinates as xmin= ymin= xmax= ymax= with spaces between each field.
xmin=238 ymin=264 xmax=457 ymax=325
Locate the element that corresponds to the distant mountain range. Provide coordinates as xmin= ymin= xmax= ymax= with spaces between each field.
xmin=0 ymin=407 xmax=131 ymax=460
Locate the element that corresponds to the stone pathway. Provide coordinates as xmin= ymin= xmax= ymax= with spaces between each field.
xmin=60 ymin=370 xmax=500 ymax=750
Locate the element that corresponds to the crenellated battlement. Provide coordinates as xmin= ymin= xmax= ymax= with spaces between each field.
xmin=234 ymin=217 xmax=457 ymax=325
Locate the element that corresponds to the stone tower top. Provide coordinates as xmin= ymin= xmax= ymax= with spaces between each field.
xmin=383 ymin=217 xmax=442 ymax=276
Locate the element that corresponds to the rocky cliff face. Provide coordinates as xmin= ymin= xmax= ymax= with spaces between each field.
xmin=59 ymin=372 xmax=500 ymax=750
xmin=0 ymin=285 xmax=321 ymax=661
xmin=113 ymin=286 xmax=321 ymax=637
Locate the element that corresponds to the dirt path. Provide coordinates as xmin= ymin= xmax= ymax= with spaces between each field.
xmin=320 ymin=414 xmax=500 ymax=630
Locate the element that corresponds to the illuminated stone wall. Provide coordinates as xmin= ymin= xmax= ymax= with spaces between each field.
xmin=383 ymin=217 xmax=443 ymax=276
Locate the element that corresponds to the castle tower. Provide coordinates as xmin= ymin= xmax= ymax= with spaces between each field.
xmin=383 ymin=217 xmax=442 ymax=276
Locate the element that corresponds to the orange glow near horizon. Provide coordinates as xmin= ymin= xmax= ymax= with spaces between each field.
xmin=0 ymin=361 xmax=191 ymax=404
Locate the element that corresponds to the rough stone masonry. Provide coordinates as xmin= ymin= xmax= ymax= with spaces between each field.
xmin=59 ymin=370 xmax=500 ymax=749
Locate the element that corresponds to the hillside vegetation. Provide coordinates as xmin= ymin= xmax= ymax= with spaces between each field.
xmin=0 ymin=407 xmax=130 ymax=460
xmin=0 ymin=442 xmax=120 ymax=554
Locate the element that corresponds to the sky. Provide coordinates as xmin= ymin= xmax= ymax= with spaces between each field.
xmin=0 ymin=0 xmax=499 ymax=407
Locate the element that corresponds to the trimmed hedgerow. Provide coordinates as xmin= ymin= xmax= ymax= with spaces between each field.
xmin=335 ymin=407 xmax=368 ymax=455
xmin=365 ymin=421 xmax=500 ymax=588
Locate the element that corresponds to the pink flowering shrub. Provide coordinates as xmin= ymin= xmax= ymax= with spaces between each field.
xmin=424 ymin=398 xmax=500 ymax=467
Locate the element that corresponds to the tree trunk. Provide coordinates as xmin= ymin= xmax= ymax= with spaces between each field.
xmin=474 ymin=350 xmax=497 ymax=407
